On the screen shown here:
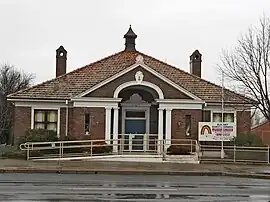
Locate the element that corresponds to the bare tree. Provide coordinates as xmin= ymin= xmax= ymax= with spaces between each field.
xmin=219 ymin=16 xmax=270 ymax=121
xmin=0 ymin=64 xmax=34 ymax=144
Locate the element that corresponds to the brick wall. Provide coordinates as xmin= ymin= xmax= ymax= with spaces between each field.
xmin=251 ymin=121 xmax=270 ymax=145
xmin=171 ymin=109 xmax=202 ymax=140
xmin=12 ymin=105 xmax=252 ymax=143
xmin=70 ymin=107 xmax=105 ymax=140
xmin=13 ymin=107 xmax=31 ymax=138
xmin=237 ymin=111 xmax=251 ymax=134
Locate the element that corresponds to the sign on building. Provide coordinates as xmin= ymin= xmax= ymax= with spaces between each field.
xmin=198 ymin=122 xmax=236 ymax=141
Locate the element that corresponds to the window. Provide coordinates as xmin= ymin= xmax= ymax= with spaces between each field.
xmin=185 ymin=115 xmax=191 ymax=136
xmin=125 ymin=111 xmax=145 ymax=118
xmin=212 ymin=112 xmax=234 ymax=123
xmin=84 ymin=113 xmax=90 ymax=135
xmin=34 ymin=110 xmax=58 ymax=131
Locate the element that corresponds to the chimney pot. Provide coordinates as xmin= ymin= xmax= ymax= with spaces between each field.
xmin=190 ymin=50 xmax=202 ymax=77
xmin=56 ymin=45 xmax=67 ymax=77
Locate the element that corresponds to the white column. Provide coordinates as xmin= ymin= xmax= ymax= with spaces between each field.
xmin=165 ymin=109 xmax=172 ymax=150
xmin=113 ymin=107 xmax=119 ymax=153
xmin=158 ymin=108 xmax=164 ymax=154
xmin=105 ymin=107 xmax=111 ymax=144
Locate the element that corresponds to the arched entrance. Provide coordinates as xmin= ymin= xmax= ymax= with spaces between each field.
xmin=116 ymin=84 xmax=162 ymax=152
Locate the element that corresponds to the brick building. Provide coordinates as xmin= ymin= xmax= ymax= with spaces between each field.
xmin=8 ymin=26 xmax=253 ymax=152
xmin=251 ymin=120 xmax=270 ymax=146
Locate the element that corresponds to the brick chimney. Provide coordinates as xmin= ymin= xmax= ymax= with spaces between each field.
xmin=56 ymin=45 xmax=67 ymax=77
xmin=190 ymin=50 xmax=202 ymax=77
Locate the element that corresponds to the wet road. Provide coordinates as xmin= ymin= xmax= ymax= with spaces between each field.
xmin=0 ymin=173 xmax=269 ymax=201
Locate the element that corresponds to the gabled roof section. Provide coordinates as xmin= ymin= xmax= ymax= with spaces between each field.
xmin=7 ymin=50 xmax=255 ymax=104
xmin=76 ymin=60 xmax=201 ymax=100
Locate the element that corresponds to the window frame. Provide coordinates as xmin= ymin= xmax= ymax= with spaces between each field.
xmin=185 ymin=114 xmax=191 ymax=136
xmin=34 ymin=109 xmax=58 ymax=131
xmin=31 ymin=107 xmax=60 ymax=138
xmin=211 ymin=111 xmax=236 ymax=123
xmin=84 ymin=113 xmax=90 ymax=135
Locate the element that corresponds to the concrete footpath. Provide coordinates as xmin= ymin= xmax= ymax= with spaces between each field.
xmin=0 ymin=159 xmax=270 ymax=179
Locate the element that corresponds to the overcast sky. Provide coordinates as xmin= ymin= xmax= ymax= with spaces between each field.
xmin=0 ymin=0 xmax=269 ymax=85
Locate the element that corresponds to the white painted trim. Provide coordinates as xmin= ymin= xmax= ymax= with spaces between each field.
xmin=14 ymin=101 xmax=68 ymax=107
xmin=159 ymin=103 xmax=203 ymax=110
xmin=75 ymin=62 xmax=201 ymax=100
xmin=73 ymin=98 xmax=121 ymax=108
xmin=31 ymin=108 xmax=34 ymax=130
xmin=57 ymin=108 xmax=60 ymax=138
xmin=122 ymin=106 xmax=150 ymax=152
xmin=71 ymin=97 xmax=122 ymax=102
xmin=73 ymin=102 xmax=119 ymax=108
xmin=113 ymin=107 xmax=119 ymax=153
xmin=158 ymin=108 xmax=164 ymax=154
xmin=105 ymin=108 xmax=112 ymax=144
xmin=204 ymin=104 xmax=251 ymax=111
xmin=206 ymin=102 xmax=254 ymax=107
xmin=31 ymin=106 xmax=61 ymax=138
xmin=65 ymin=104 xmax=68 ymax=137
xmin=121 ymin=106 xmax=150 ymax=136
xmin=165 ymin=109 xmax=172 ymax=150
xmin=114 ymin=81 xmax=164 ymax=99
xmin=121 ymin=102 xmax=152 ymax=108
xmin=156 ymin=99 xmax=205 ymax=104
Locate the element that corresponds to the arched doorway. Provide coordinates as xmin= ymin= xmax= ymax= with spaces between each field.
xmin=117 ymin=85 xmax=160 ymax=151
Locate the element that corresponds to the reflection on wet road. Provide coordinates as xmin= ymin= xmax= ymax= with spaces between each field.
xmin=0 ymin=173 xmax=269 ymax=201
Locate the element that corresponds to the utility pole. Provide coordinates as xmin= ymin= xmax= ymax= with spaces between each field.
xmin=221 ymin=70 xmax=224 ymax=159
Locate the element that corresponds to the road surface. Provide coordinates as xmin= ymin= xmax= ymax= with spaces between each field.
xmin=0 ymin=173 xmax=269 ymax=201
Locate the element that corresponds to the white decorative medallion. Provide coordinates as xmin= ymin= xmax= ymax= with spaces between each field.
xmin=135 ymin=71 xmax=144 ymax=83
xmin=136 ymin=55 xmax=144 ymax=63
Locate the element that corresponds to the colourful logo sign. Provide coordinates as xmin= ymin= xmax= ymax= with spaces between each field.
xmin=200 ymin=125 xmax=212 ymax=136
xmin=198 ymin=122 xmax=236 ymax=141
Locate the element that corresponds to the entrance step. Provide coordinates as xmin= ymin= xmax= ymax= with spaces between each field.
xmin=164 ymin=154 xmax=199 ymax=164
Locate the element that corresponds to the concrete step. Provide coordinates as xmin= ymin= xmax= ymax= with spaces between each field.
xmin=165 ymin=154 xmax=199 ymax=164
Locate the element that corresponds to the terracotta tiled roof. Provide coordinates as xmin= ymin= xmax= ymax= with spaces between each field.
xmin=7 ymin=50 xmax=254 ymax=104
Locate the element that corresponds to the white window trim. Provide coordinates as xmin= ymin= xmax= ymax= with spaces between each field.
xmin=121 ymin=106 xmax=150 ymax=135
xmin=84 ymin=113 xmax=91 ymax=136
xmin=121 ymin=106 xmax=150 ymax=152
xmin=211 ymin=110 xmax=237 ymax=124
xmin=31 ymin=107 xmax=61 ymax=138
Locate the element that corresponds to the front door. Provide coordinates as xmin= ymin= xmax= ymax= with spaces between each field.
xmin=125 ymin=119 xmax=146 ymax=150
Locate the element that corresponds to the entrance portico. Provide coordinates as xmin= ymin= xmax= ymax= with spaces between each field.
xmin=106 ymin=68 xmax=204 ymax=153
xmin=112 ymin=73 xmax=165 ymax=153
xmin=72 ymin=61 xmax=205 ymax=154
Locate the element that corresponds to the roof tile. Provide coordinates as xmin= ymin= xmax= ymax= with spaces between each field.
xmin=8 ymin=50 xmax=254 ymax=104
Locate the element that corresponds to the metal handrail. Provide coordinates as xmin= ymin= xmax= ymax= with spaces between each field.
xmin=19 ymin=137 xmax=199 ymax=160
xmin=200 ymin=144 xmax=270 ymax=164
xmin=20 ymin=137 xmax=270 ymax=165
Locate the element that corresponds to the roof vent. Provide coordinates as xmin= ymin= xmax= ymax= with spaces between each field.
xmin=124 ymin=25 xmax=137 ymax=51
